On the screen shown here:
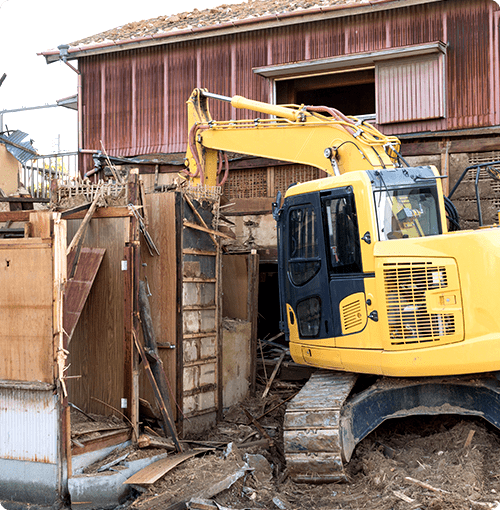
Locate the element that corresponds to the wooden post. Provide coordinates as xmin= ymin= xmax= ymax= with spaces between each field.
xmin=248 ymin=249 xmax=259 ymax=396
xmin=123 ymin=169 xmax=140 ymax=432
xmin=440 ymin=140 xmax=451 ymax=196
xmin=52 ymin=213 xmax=69 ymax=493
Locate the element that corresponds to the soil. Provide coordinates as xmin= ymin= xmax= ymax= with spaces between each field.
xmin=118 ymin=381 xmax=500 ymax=510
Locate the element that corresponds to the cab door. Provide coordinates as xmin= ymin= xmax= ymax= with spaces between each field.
xmin=279 ymin=191 xmax=334 ymax=342
xmin=321 ymin=187 xmax=369 ymax=342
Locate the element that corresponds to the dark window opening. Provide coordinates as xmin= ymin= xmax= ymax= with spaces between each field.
xmin=257 ymin=264 xmax=282 ymax=341
xmin=276 ymin=69 xmax=375 ymax=118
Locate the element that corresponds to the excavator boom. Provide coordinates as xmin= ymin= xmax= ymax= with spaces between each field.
xmin=185 ymin=88 xmax=402 ymax=186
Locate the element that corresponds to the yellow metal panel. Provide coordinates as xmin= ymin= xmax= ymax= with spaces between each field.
xmin=339 ymin=292 xmax=367 ymax=335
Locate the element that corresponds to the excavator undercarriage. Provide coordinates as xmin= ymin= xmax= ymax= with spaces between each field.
xmin=284 ymin=370 xmax=500 ymax=482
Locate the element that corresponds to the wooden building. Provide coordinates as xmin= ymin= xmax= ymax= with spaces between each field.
xmin=42 ymin=0 xmax=500 ymax=230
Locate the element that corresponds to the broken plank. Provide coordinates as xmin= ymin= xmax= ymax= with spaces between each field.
xmin=71 ymin=429 xmax=132 ymax=456
xmin=64 ymin=248 xmax=106 ymax=344
xmin=61 ymin=206 xmax=132 ymax=220
xmin=124 ymin=450 xmax=211 ymax=485
xmin=261 ymin=351 xmax=286 ymax=399
xmin=67 ymin=187 xmax=104 ymax=255
xmin=183 ymin=219 xmax=233 ymax=239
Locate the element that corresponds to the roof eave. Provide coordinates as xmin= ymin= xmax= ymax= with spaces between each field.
xmin=41 ymin=0 xmax=442 ymax=63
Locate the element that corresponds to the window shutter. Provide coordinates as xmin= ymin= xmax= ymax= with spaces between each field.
xmin=376 ymin=53 xmax=445 ymax=124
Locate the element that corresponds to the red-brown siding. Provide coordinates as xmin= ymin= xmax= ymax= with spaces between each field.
xmin=79 ymin=0 xmax=499 ymax=171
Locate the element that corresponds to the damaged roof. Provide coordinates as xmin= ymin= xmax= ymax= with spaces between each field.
xmin=42 ymin=0 xmax=440 ymax=62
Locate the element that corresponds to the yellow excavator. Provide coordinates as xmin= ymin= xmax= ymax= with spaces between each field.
xmin=184 ymin=88 xmax=500 ymax=482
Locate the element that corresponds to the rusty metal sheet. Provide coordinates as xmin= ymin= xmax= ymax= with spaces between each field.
xmin=79 ymin=0 xmax=498 ymax=164
xmin=64 ymin=247 xmax=106 ymax=344
xmin=0 ymin=387 xmax=58 ymax=463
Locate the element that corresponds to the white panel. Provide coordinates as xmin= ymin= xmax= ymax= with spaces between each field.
xmin=0 ymin=387 xmax=58 ymax=464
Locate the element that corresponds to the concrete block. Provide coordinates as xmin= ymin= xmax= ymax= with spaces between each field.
xmin=200 ymin=336 xmax=216 ymax=358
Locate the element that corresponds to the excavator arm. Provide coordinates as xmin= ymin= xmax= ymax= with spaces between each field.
xmin=184 ymin=88 xmax=403 ymax=186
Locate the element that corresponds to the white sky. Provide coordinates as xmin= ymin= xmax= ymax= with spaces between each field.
xmin=0 ymin=0 xmax=240 ymax=154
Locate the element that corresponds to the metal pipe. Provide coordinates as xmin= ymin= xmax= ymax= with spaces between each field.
xmin=201 ymin=88 xmax=304 ymax=122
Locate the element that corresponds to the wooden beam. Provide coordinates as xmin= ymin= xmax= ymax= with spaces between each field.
xmin=0 ymin=196 xmax=50 ymax=203
xmin=138 ymin=280 xmax=182 ymax=452
xmin=66 ymin=187 xmax=104 ymax=255
xmin=0 ymin=206 xmax=132 ymax=223
xmin=63 ymin=206 xmax=132 ymax=220
xmin=248 ymin=250 xmax=259 ymax=396
xmin=123 ymin=169 xmax=141 ymax=435
xmin=183 ymin=219 xmax=233 ymax=239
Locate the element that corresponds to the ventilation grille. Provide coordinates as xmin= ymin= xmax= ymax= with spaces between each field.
xmin=340 ymin=292 xmax=366 ymax=335
xmin=342 ymin=300 xmax=363 ymax=332
xmin=383 ymin=262 xmax=456 ymax=345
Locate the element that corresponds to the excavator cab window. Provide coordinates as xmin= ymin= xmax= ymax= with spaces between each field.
xmin=288 ymin=205 xmax=321 ymax=286
xmin=323 ymin=192 xmax=362 ymax=274
xmin=374 ymin=186 xmax=442 ymax=241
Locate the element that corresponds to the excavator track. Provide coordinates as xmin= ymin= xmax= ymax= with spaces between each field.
xmin=284 ymin=371 xmax=500 ymax=484
xmin=283 ymin=370 xmax=358 ymax=483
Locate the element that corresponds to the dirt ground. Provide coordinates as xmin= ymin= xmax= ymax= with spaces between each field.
xmin=114 ymin=379 xmax=500 ymax=510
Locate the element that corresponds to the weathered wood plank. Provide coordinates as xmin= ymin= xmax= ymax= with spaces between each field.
xmin=0 ymin=244 xmax=53 ymax=382
xmin=124 ymin=451 xmax=207 ymax=485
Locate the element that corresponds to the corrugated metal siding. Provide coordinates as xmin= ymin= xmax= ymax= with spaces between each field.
xmin=377 ymin=54 xmax=445 ymax=124
xmin=447 ymin=0 xmax=491 ymax=129
xmin=79 ymin=0 xmax=499 ymax=162
xmin=387 ymin=3 xmax=444 ymax=47
xmin=0 ymin=387 xmax=58 ymax=464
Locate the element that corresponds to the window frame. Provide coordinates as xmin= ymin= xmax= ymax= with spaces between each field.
xmin=253 ymin=41 xmax=447 ymax=125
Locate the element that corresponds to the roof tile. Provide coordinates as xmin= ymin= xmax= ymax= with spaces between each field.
xmin=70 ymin=0 xmax=374 ymax=47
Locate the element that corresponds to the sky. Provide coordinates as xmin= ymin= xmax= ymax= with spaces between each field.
xmin=0 ymin=0 xmax=240 ymax=154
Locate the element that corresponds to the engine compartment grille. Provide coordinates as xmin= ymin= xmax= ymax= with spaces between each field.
xmin=383 ymin=261 xmax=456 ymax=345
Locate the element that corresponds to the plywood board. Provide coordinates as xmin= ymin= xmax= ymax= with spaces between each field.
xmin=124 ymin=451 xmax=204 ymax=485
xmin=140 ymin=192 xmax=178 ymax=418
xmin=66 ymin=217 xmax=128 ymax=415
xmin=0 ymin=242 xmax=53 ymax=383
xmin=64 ymin=248 xmax=106 ymax=344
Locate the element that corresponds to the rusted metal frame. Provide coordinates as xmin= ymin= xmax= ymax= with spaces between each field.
xmin=123 ymin=169 xmax=140 ymax=434
xmin=248 ymin=250 xmax=259 ymax=396
xmin=175 ymin=192 xmax=184 ymax=435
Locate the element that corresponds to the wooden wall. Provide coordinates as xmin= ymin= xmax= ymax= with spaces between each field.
xmin=140 ymin=192 xmax=179 ymax=418
xmin=66 ymin=217 xmax=128 ymax=415
xmin=0 ymin=239 xmax=53 ymax=383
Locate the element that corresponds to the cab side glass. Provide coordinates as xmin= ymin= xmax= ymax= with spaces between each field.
xmin=324 ymin=195 xmax=362 ymax=274
xmin=288 ymin=205 xmax=321 ymax=286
